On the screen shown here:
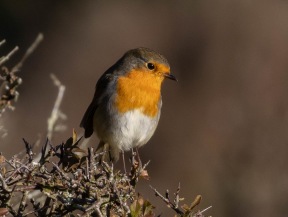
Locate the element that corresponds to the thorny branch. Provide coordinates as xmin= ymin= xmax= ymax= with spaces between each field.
xmin=0 ymin=134 xmax=157 ymax=216
xmin=151 ymin=184 xmax=211 ymax=217
xmin=0 ymin=135 xmax=210 ymax=216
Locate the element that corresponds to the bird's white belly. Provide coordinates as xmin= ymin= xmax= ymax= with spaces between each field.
xmin=94 ymin=109 xmax=160 ymax=151
xmin=108 ymin=109 xmax=160 ymax=151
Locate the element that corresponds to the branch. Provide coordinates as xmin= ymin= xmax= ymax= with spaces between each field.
xmin=47 ymin=74 xmax=66 ymax=140
xmin=150 ymin=184 xmax=184 ymax=215
xmin=0 ymin=46 xmax=19 ymax=66
xmin=11 ymin=33 xmax=44 ymax=73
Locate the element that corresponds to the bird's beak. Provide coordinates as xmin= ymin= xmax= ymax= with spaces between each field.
xmin=164 ymin=73 xmax=178 ymax=81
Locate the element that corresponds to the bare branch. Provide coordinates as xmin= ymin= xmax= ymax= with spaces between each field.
xmin=0 ymin=39 xmax=6 ymax=47
xmin=0 ymin=33 xmax=43 ymax=117
xmin=47 ymin=73 xmax=66 ymax=140
xmin=12 ymin=33 xmax=44 ymax=72
xmin=0 ymin=173 xmax=12 ymax=192
xmin=150 ymin=185 xmax=184 ymax=215
xmin=0 ymin=46 xmax=19 ymax=66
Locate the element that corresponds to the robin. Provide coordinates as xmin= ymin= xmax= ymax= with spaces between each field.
xmin=80 ymin=47 xmax=177 ymax=162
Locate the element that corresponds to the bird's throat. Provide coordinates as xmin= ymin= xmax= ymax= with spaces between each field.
xmin=115 ymin=70 xmax=163 ymax=117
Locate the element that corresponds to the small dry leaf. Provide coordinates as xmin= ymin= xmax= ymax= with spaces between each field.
xmin=72 ymin=147 xmax=87 ymax=159
xmin=140 ymin=169 xmax=149 ymax=180
xmin=0 ymin=207 xmax=9 ymax=216
xmin=1 ymin=167 xmax=6 ymax=175
xmin=181 ymin=203 xmax=191 ymax=211
xmin=72 ymin=129 xmax=77 ymax=144
xmin=130 ymin=195 xmax=155 ymax=217
xmin=137 ymin=195 xmax=145 ymax=206
xmin=190 ymin=195 xmax=202 ymax=210
xmin=0 ymin=154 xmax=6 ymax=164
xmin=110 ymin=211 xmax=118 ymax=217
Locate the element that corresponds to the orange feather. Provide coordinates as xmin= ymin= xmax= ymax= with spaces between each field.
xmin=115 ymin=69 xmax=165 ymax=117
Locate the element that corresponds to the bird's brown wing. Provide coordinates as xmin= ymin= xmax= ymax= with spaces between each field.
xmin=80 ymin=57 xmax=122 ymax=138
xmin=80 ymin=97 xmax=97 ymax=138
xmin=80 ymin=71 xmax=114 ymax=138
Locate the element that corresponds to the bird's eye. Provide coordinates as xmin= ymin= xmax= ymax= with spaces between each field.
xmin=147 ymin=63 xmax=155 ymax=70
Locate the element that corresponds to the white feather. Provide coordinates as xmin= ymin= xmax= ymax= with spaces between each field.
xmin=94 ymin=108 xmax=160 ymax=151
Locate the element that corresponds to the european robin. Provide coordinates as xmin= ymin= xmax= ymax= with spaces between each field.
xmin=80 ymin=47 xmax=176 ymax=162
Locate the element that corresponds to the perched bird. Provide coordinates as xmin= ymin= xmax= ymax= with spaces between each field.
xmin=80 ymin=47 xmax=176 ymax=162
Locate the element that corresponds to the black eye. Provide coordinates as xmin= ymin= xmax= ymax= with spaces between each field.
xmin=147 ymin=63 xmax=155 ymax=70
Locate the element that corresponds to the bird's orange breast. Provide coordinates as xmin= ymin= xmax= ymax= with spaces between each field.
xmin=115 ymin=70 xmax=164 ymax=117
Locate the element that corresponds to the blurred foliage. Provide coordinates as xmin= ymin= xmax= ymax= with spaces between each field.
xmin=0 ymin=34 xmax=43 ymax=116
xmin=0 ymin=41 xmax=21 ymax=116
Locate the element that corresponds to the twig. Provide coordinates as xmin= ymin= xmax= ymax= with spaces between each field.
xmin=52 ymin=162 xmax=71 ymax=182
xmin=11 ymin=33 xmax=44 ymax=73
xmin=150 ymin=185 xmax=184 ymax=215
xmin=47 ymin=73 xmax=66 ymax=140
xmin=22 ymin=208 xmax=38 ymax=217
xmin=17 ymin=191 xmax=28 ymax=216
xmin=23 ymin=138 xmax=33 ymax=163
xmin=0 ymin=39 xmax=6 ymax=47
xmin=0 ymin=173 xmax=12 ymax=192
xmin=0 ymin=46 xmax=19 ymax=66
xmin=84 ymin=201 xmax=103 ymax=217
xmin=174 ymin=182 xmax=181 ymax=209
xmin=14 ymin=185 xmax=37 ymax=192
xmin=142 ymin=160 xmax=150 ymax=170
xmin=199 ymin=205 xmax=212 ymax=214
xmin=88 ymin=147 xmax=95 ymax=178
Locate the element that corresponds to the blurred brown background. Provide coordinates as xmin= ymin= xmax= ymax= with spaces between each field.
xmin=1 ymin=1 xmax=288 ymax=216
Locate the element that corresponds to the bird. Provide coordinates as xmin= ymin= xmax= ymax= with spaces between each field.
xmin=80 ymin=47 xmax=177 ymax=162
